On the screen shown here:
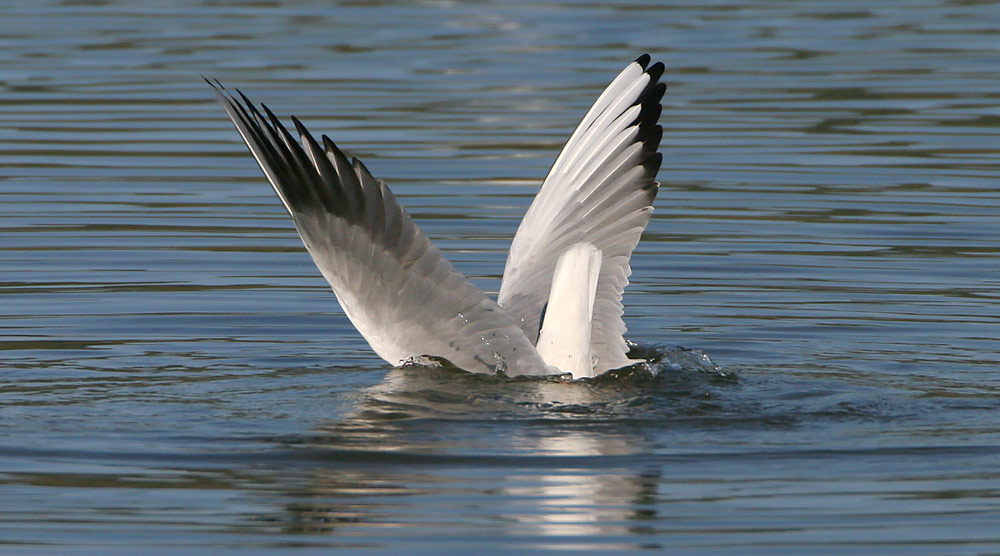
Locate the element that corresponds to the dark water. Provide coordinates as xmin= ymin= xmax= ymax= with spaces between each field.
xmin=2 ymin=1 xmax=1000 ymax=553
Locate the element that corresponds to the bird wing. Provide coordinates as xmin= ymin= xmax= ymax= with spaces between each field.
xmin=497 ymin=55 xmax=664 ymax=374
xmin=210 ymin=81 xmax=553 ymax=376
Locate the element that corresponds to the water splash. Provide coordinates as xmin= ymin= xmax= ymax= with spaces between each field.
xmin=625 ymin=341 xmax=732 ymax=378
xmin=492 ymin=352 xmax=508 ymax=375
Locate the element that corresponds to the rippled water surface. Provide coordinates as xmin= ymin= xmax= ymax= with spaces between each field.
xmin=2 ymin=1 xmax=1000 ymax=553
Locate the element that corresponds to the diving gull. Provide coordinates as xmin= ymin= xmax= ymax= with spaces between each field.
xmin=209 ymin=54 xmax=664 ymax=378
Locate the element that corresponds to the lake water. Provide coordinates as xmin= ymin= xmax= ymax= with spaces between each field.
xmin=2 ymin=0 xmax=999 ymax=553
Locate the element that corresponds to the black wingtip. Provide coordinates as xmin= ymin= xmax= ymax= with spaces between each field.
xmin=352 ymin=155 xmax=375 ymax=177
xmin=201 ymin=74 xmax=224 ymax=89
xmin=203 ymin=76 xmax=229 ymax=100
xmin=322 ymin=134 xmax=346 ymax=159
xmin=634 ymin=53 xmax=651 ymax=68
xmin=260 ymin=103 xmax=290 ymax=134
xmin=638 ymin=82 xmax=666 ymax=110
xmin=645 ymin=61 xmax=665 ymax=84
xmin=638 ymin=124 xmax=663 ymax=151
xmin=638 ymin=99 xmax=663 ymax=127
xmin=290 ymin=115 xmax=309 ymax=137
xmin=235 ymin=88 xmax=256 ymax=111
xmin=260 ymin=102 xmax=276 ymax=121
xmin=642 ymin=152 xmax=663 ymax=176
xmin=632 ymin=84 xmax=664 ymax=130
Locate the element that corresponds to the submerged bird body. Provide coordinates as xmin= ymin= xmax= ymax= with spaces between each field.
xmin=211 ymin=55 xmax=665 ymax=378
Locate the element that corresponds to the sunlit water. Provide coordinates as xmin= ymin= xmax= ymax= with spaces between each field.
xmin=2 ymin=1 xmax=1000 ymax=553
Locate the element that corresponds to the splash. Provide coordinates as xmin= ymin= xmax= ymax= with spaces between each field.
xmin=622 ymin=341 xmax=732 ymax=379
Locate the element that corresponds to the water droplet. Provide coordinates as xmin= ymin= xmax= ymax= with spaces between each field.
xmin=493 ymin=352 xmax=507 ymax=375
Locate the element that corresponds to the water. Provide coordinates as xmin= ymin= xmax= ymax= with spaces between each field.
xmin=2 ymin=0 xmax=1000 ymax=553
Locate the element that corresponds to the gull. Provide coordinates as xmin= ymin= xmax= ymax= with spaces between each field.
xmin=209 ymin=55 xmax=664 ymax=378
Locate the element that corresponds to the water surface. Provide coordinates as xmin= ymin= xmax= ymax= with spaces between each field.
xmin=2 ymin=0 xmax=1000 ymax=553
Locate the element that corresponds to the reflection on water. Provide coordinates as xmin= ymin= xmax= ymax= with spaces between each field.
xmin=2 ymin=0 xmax=1000 ymax=553
xmin=280 ymin=359 xmax=693 ymax=544
xmin=239 ymin=356 xmax=999 ymax=549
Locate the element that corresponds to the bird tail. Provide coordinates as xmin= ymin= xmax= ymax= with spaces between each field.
xmin=535 ymin=243 xmax=602 ymax=378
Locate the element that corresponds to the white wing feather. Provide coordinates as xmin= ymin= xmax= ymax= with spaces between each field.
xmin=210 ymin=82 xmax=553 ymax=376
xmin=498 ymin=55 xmax=665 ymax=374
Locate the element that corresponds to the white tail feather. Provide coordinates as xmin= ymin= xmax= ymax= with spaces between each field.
xmin=535 ymin=243 xmax=602 ymax=378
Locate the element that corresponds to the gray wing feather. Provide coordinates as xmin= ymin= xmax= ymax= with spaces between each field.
xmin=210 ymin=81 xmax=552 ymax=376
xmin=497 ymin=56 xmax=664 ymax=374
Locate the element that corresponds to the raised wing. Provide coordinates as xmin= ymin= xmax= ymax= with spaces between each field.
xmin=497 ymin=55 xmax=664 ymax=374
xmin=210 ymin=81 xmax=553 ymax=376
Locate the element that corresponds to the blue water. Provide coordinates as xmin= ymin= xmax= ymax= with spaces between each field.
xmin=2 ymin=0 xmax=1000 ymax=553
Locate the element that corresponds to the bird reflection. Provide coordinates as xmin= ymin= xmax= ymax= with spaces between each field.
xmin=267 ymin=351 xmax=725 ymax=544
